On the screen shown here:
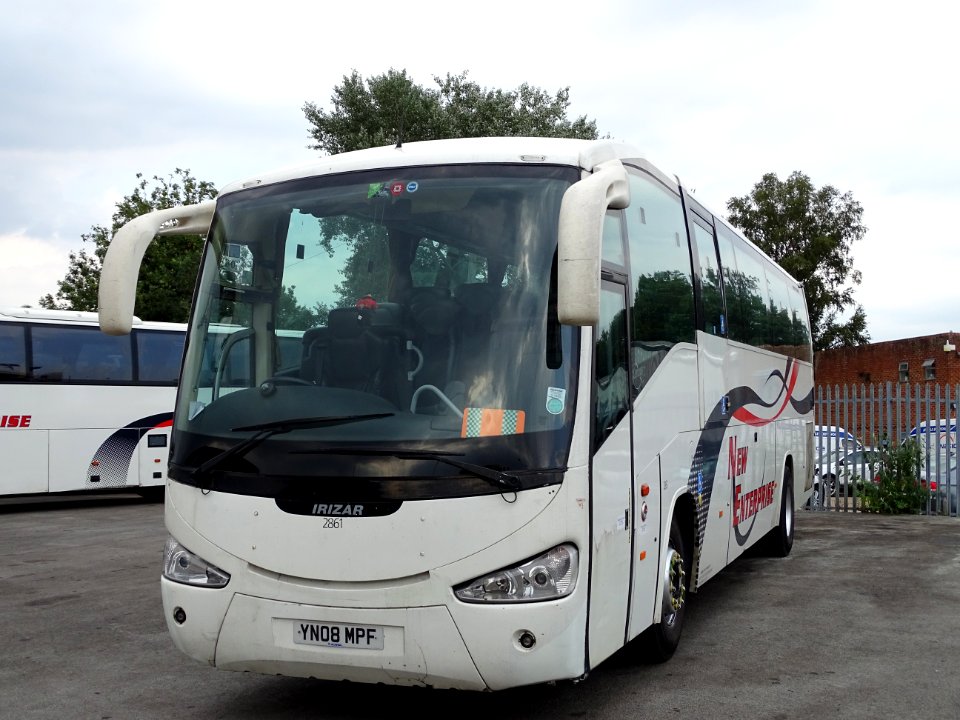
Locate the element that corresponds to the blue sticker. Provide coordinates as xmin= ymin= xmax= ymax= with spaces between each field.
xmin=406 ymin=181 xmax=419 ymax=193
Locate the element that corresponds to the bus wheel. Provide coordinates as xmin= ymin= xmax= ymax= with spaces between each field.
xmin=642 ymin=517 xmax=688 ymax=663
xmin=764 ymin=471 xmax=795 ymax=558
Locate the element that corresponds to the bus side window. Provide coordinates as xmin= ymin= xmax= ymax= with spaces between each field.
xmin=0 ymin=325 xmax=26 ymax=381
xmin=137 ymin=331 xmax=186 ymax=384
xmin=715 ymin=224 xmax=742 ymax=343
xmin=731 ymin=243 xmax=769 ymax=347
xmin=624 ymin=170 xmax=694 ymax=395
xmin=692 ymin=220 xmax=724 ymax=337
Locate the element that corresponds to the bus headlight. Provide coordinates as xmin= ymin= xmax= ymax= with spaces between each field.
xmin=163 ymin=537 xmax=230 ymax=588
xmin=454 ymin=544 xmax=578 ymax=603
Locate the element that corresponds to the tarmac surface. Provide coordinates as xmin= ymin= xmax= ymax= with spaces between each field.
xmin=1 ymin=494 xmax=959 ymax=719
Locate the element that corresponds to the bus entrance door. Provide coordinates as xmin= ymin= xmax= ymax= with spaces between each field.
xmin=588 ymin=279 xmax=634 ymax=666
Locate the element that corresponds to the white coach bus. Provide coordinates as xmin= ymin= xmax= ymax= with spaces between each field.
xmin=98 ymin=137 xmax=814 ymax=690
xmin=0 ymin=307 xmax=184 ymax=497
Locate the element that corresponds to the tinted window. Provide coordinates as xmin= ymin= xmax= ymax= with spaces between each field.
xmin=692 ymin=220 xmax=724 ymax=337
xmin=0 ymin=325 xmax=26 ymax=381
xmin=625 ymin=171 xmax=694 ymax=393
xmin=715 ymin=223 xmax=744 ymax=343
xmin=731 ymin=244 xmax=769 ymax=346
xmin=786 ymin=283 xmax=813 ymax=361
xmin=31 ymin=326 xmax=132 ymax=382
xmin=136 ymin=330 xmax=185 ymax=384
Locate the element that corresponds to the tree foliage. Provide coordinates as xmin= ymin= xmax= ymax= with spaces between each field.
xmin=40 ymin=169 xmax=218 ymax=322
xmin=726 ymin=171 xmax=869 ymax=351
xmin=303 ymin=69 xmax=599 ymax=155
xmin=860 ymin=438 xmax=928 ymax=514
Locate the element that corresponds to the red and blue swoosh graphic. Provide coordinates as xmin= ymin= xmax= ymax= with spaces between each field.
xmin=85 ymin=413 xmax=173 ymax=488
xmin=688 ymin=359 xmax=813 ymax=566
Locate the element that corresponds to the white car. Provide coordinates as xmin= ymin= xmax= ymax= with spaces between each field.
xmin=815 ymin=447 xmax=882 ymax=498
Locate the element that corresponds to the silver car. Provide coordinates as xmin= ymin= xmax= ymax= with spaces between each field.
xmin=816 ymin=447 xmax=882 ymax=497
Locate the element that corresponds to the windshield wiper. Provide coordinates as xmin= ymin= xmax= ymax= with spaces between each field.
xmin=300 ymin=446 xmax=522 ymax=493
xmin=190 ymin=414 xmax=394 ymax=483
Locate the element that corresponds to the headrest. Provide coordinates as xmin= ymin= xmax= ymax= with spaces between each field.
xmin=369 ymin=302 xmax=402 ymax=329
xmin=327 ymin=307 xmax=370 ymax=338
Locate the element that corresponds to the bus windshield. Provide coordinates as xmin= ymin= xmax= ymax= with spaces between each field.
xmin=172 ymin=163 xmax=580 ymax=497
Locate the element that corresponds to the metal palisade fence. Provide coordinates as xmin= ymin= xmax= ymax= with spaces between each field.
xmin=810 ymin=382 xmax=958 ymax=516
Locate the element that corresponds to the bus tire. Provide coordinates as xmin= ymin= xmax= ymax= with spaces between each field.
xmin=764 ymin=471 xmax=794 ymax=558
xmin=641 ymin=516 xmax=688 ymax=663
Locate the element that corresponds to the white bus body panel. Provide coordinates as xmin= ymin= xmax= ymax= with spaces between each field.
xmin=163 ymin=468 xmax=594 ymax=690
xmin=696 ymin=334 xmax=814 ymax=581
xmin=0 ymin=430 xmax=49 ymax=494
xmin=1 ymin=385 xmax=173 ymax=493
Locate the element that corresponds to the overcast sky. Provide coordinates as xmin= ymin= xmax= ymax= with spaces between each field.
xmin=2 ymin=0 xmax=956 ymax=342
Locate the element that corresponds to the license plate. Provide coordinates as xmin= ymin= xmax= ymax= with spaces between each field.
xmin=293 ymin=621 xmax=384 ymax=650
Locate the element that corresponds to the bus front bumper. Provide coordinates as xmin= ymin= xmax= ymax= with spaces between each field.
xmin=161 ymin=577 xmax=586 ymax=691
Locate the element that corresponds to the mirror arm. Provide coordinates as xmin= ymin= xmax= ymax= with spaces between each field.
xmin=98 ymin=201 xmax=216 ymax=335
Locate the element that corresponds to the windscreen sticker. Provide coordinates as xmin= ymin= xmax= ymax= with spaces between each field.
xmin=460 ymin=408 xmax=526 ymax=438
xmin=546 ymin=387 xmax=566 ymax=415
xmin=367 ymin=182 xmax=388 ymax=198
xmin=368 ymin=180 xmax=418 ymax=199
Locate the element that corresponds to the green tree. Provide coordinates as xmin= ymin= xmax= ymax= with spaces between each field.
xmin=40 ymin=169 xmax=218 ymax=322
xmin=303 ymin=69 xmax=599 ymax=155
xmin=726 ymin=171 xmax=868 ymax=351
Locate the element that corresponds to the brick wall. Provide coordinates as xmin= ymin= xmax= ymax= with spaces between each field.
xmin=814 ymin=333 xmax=960 ymax=443
xmin=815 ymin=333 xmax=960 ymax=389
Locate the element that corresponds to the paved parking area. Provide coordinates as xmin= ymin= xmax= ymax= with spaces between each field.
xmin=1 ymin=495 xmax=959 ymax=719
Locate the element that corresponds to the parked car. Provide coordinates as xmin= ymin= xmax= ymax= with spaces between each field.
xmin=816 ymin=447 xmax=882 ymax=497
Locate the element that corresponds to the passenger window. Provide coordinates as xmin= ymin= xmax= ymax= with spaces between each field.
xmin=692 ymin=221 xmax=724 ymax=336
xmin=765 ymin=268 xmax=810 ymax=359
xmin=731 ymin=242 xmax=769 ymax=347
xmin=136 ymin=331 xmax=185 ymax=384
xmin=716 ymin=224 xmax=745 ymax=344
xmin=786 ymin=283 xmax=813 ymax=361
xmin=412 ymin=239 xmax=492 ymax=289
xmin=0 ymin=325 xmax=26 ymax=381
xmin=624 ymin=171 xmax=694 ymax=394
xmin=31 ymin=326 xmax=133 ymax=383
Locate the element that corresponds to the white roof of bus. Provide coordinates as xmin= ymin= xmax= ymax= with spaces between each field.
xmin=0 ymin=307 xmax=185 ymax=331
xmin=218 ymin=137 xmax=647 ymax=197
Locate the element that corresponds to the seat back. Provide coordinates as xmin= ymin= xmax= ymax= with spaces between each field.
xmin=323 ymin=307 xmax=383 ymax=393
xmin=407 ymin=288 xmax=460 ymax=390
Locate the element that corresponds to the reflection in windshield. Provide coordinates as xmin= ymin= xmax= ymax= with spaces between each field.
xmin=173 ymin=164 xmax=579 ymax=492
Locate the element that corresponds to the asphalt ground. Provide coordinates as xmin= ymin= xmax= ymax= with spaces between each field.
xmin=1 ymin=495 xmax=958 ymax=720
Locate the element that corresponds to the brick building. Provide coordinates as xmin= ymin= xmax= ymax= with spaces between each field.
xmin=814 ymin=333 xmax=960 ymax=445
xmin=814 ymin=333 xmax=960 ymax=389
